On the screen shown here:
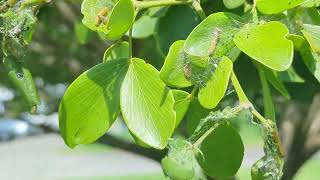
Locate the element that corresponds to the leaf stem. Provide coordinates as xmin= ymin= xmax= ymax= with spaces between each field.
xmin=134 ymin=0 xmax=192 ymax=10
xmin=191 ymin=1 xmax=206 ymax=21
xmin=188 ymin=86 xmax=198 ymax=99
xmin=231 ymin=70 xmax=252 ymax=107
xmin=193 ymin=123 xmax=219 ymax=148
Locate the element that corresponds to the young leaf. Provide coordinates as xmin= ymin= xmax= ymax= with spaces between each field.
xmin=198 ymin=56 xmax=233 ymax=109
xmin=81 ymin=0 xmax=135 ymax=40
xmin=256 ymin=0 xmax=305 ymax=14
xmin=160 ymin=40 xmax=203 ymax=88
xmin=103 ymin=41 xmax=129 ymax=62
xmin=120 ymin=58 xmax=176 ymax=149
xmin=234 ymin=21 xmax=293 ymax=71
xmin=286 ymin=34 xmax=306 ymax=51
xmin=172 ymin=90 xmax=191 ymax=128
xmin=197 ymin=121 xmax=244 ymax=179
xmin=3 ymin=56 xmax=40 ymax=110
xmin=223 ymin=0 xmax=245 ymax=9
xmin=59 ymin=59 xmax=129 ymax=148
xmin=302 ymin=24 xmax=320 ymax=53
xmin=184 ymin=12 xmax=244 ymax=57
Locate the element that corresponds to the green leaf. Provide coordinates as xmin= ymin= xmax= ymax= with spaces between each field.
xmin=156 ymin=5 xmax=200 ymax=54
xmin=3 ymin=56 xmax=40 ymax=110
xmin=286 ymin=34 xmax=306 ymax=51
xmin=234 ymin=21 xmax=293 ymax=71
xmin=184 ymin=12 xmax=244 ymax=58
xmin=74 ymin=21 xmax=91 ymax=45
xmin=120 ymin=58 xmax=176 ymax=149
xmin=301 ymin=0 xmax=320 ymax=7
xmin=103 ymin=41 xmax=129 ymax=62
xmin=81 ymin=0 xmax=135 ymax=40
xmin=198 ymin=56 xmax=233 ymax=109
xmin=197 ymin=121 xmax=244 ymax=179
xmin=160 ymin=40 xmax=196 ymax=88
xmin=300 ymin=41 xmax=320 ymax=82
xmin=132 ymin=11 xmax=158 ymax=39
xmin=278 ymin=67 xmax=305 ymax=83
xmin=263 ymin=66 xmax=290 ymax=99
xmin=302 ymin=24 xmax=320 ymax=53
xmin=186 ymin=98 xmax=211 ymax=135
xmin=256 ymin=0 xmax=305 ymax=14
xmin=257 ymin=65 xmax=276 ymax=121
xmin=59 ymin=59 xmax=129 ymax=148
xmin=223 ymin=0 xmax=245 ymax=9
xmin=172 ymin=90 xmax=191 ymax=128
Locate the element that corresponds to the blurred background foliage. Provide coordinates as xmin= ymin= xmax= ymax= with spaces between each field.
xmin=0 ymin=0 xmax=320 ymax=179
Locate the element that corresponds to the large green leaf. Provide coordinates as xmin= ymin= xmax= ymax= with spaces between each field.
xmin=198 ymin=56 xmax=233 ymax=109
xmin=156 ymin=5 xmax=200 ymax=54
xmin=120 ymin=58 xmax=176 ymax=149
xmin=172 ymin=90 xmax=191 ymax=128
xmin=197 ymin=121 xmax=244 ymax=179
xmin=184 ymin=12 xmax=244 ymax=58
xmin=59 ymin=59 xmax=129 ymax=148
xmin=302 ymin=24 xmax=320 ymax=53
xmin=74 ymin=21 xmax=91 ymax=45
xmin=103 ymin=41 xmax=129 ymax=62
xmin=81 ymin=0 xmax=135 ymax=40
xmin=256 ymin=0 xmax=305 ymax=14
xmin=234 ymin=21 xmax=293 ymax=71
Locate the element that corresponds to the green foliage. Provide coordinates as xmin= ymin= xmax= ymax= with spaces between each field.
xmin=197 ymin=122 xmax=244 ymax=179
xmin=172 ymin=90 xmax=191 ymax=128
xmin=59 ymin=59 xmax=128 ymax=148
xmin=120 ymin=58 xmax=176 ymax=149
xmin=3 ymin=0 xmax=320 ymax=179
xmin=256 ymin=0 xmax=305 ymax=14
xmin=198 ymin=56 xmax=233 ymax=109
xmin=234 ymin=21 xmax=294 ymax=71
xmin=103 ymin=41 xmax=129 ymax=62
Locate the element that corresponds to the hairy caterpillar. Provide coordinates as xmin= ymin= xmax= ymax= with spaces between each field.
xmin=95 ymin=7 xmax=109 ymax=26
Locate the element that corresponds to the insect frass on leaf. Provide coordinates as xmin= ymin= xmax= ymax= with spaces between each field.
xmin=95 ymin=7 xmax=109 ymax=26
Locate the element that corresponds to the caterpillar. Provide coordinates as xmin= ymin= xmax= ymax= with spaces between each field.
xmin=208 ymin=28 xmax=222 ymax=56
xmin=95 ymin=7 xmax=109 ymax=26
xmin=183 ymin=64 xmax=192 ymax=78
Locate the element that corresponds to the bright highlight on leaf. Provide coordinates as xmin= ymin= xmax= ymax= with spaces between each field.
xmin=120 ymin=58 xmax=176 ymax=149
xmin=234 ymin=21 xmax=294 ymax=71
xmin=256 ymin=0 xmax=305 ymax=14
xmin=198 ymin=56 xmax=233 ymax=109
xmin=81 ymin=0 xmax=135 ymax=40
xmin=223 ymin=0 xmax=245 ymax=9
xmin=59 ymin=59 xmax=129 ymax=148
